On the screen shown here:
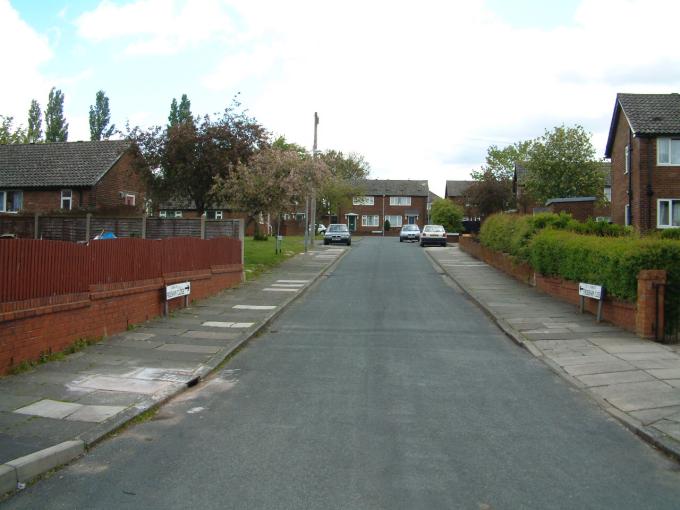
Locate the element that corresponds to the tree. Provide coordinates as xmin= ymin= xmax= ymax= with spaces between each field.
xmin=318 ymin=150 xmax=371 ymax=221
xmin=213 ymin=147 xmax=329 ymax=239
xmin=89 ymin=90 xmax=115 ymax=140
xmin=523 ymin=125 xmax=603 ymax=203
xmin=430 ymin=198 xmax=463 ymax=233
xmin=471 ymin=140 xmax=533 ymax=182
xmin=0 ymin=116 xmax=26 ymax=144
xmin=464 ymin=170 xmax=514 ymax=218
xmin=45 ymin=87 xmax=68 ymax=142
xmin=26 ymin=99 xmax=42 ymax=143
xmin=128 ymin=99 xmax=269 ymax=216
xmin=168 ymin=94 xmax=193 ymax=127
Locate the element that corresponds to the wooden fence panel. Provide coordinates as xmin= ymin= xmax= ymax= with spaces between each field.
xmin=0 ymin=215 xmax=35 ymax=238
xmin=90 ymin=218 xmax=144 ymax=240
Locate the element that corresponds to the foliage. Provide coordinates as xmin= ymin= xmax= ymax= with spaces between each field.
xmin=471 ymin=139 xmax=533 ymax=182
xmin=384 ymin=219 xmax=391 ymax=231
xmin=26 ymin=99 xmax=42 ymax=143
xmin=464 ymin=170 xmax=514 ymax=218
xmin=530 ymin=230 xmax=680 ymax=301
xmin=89 ymin=90 xmax=115 ymax=140
xmin=479 ymin=212 xmax=632 ymax=261
xmin=213 ymin=147 xmax=329 ymax=239
xmin=430 ymin=198 xmax=464 ymax=233
xmin=0 ymin=115 xmax=26 ymax=144
xmin=128 ymin=98 xmax=268 ymax=215
xmin=523 ymin=125 xmax=603 ymax=203
xmin=658 ymin=228 xmax=680 ymax=240
xmin=318 ymin=150 xmax=370 ymax=219
xmin=168 ymin=94 xmax=193 ymax=127
xmin=45 ymin=87 xmax=68 ymax=142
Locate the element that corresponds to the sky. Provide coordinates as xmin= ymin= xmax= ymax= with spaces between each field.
xmin=2 ymin=0 xmax=680 ymax=197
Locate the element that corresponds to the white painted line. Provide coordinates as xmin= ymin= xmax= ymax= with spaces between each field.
xmin=231 ymin=322 xmax=255 ymax=328
xmin=233 ymin=305 xmax=277 ymax=310
xmin=277 ymin=280 xmax=310 ymax=283
xmin=202 ymin=321 xmax=234 ymax=328
xmin=441 ymin=264 xmax=487 ymax=267
xmin=263 ymin=288 xmax=298 ymax=292
xmin=271 ymin=283 xmax=305 ymax=287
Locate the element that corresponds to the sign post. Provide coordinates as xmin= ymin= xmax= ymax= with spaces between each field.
xmin=578 ymin=283 xmax=604 ymax=322
xmin=165 ymin=281 xmax=191 ymax=316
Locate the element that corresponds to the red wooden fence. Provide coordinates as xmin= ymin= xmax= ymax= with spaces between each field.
xmin=0 ymin=237 xmax=241 ymax=304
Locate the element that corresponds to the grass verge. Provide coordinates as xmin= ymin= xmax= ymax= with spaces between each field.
xmin=243 ymin=235 xmax=311 ymax=280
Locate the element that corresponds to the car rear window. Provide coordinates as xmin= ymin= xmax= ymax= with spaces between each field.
xmin=424 ymin=225 xmax=445 ymax=232
xmin=328 ymin=225 xmax=348 ymax=232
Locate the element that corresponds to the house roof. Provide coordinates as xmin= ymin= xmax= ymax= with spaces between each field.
xmin=514 ymin=162 xmax=611 ymax=186
xmin=605 ymin=93 xmax=680 ymax=157
xmin=0 ymin=140 xmax=130 ymax=188
xmin=427 ymin=190 xmax=441 ymax=203
xmin=444 ymin=180 xmax=474 ymax=198
xmin=359 ymin=179 xmax=429 ymax=196
xmin=545 ymin=196 xmax=597 ymax=206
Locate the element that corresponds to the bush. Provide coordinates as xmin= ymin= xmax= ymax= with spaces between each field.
xmin=530 ymin=229 xmax=680 ymax=301
xmin=659 ymin=228 xmax=680 ymax=240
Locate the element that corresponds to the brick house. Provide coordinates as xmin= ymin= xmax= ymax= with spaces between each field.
xmin=336 ymin=179 xmax=429 ymax=235
xmin=444 ymin=180 xmax=480 ymax=220
xmin=605 ymin=93 xmax=680 ymax=231
xmin=0 ymin=140 xmax=145 ymax=214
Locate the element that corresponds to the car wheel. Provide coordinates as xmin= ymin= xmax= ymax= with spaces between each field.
xmin=347 ymin=240 xmax=351 ymax=246
xmin=399 ymin=237 xmax=403 ymax=242
xmin=420 ymin=241 xmax=424 ymax=247
xmin=323 ymin=240 xmax=329 ymax=245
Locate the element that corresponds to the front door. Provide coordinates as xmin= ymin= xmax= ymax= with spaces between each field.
xmin=347 ymin=215 xmax=357 ymax=232
xmin=407 ymin=215 xmax=418 ymax=225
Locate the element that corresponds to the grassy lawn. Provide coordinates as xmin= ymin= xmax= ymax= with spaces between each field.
xmin=243 ymin=235 xmax=315 ymax=280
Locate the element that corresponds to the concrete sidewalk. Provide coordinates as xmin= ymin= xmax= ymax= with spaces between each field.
xmin=426 ymin=245 xmax=680 ymax=460
xmin=0 ymin=243 xmax=348 ymax=495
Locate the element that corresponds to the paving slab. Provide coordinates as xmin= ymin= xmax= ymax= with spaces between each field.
xmin=156 ymin=344 xmax=222 ymax=354
xmin=630 ymin=406 xmax=680 ymax=425
xmin=14 ymin=400 xmax=82 ymax=420
xmin=577 ymin=370 xmax=656 ymax=387
xmin=64 ymin=405 xmax=127 ymax=423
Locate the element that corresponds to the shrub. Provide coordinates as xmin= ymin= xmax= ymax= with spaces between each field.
xmin=659 ymin=228 xmax=680 ymax=240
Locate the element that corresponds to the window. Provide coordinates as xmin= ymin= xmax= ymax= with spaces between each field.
xmin=159 ymin=210 xmax=167 ymax=218
xmin=658 ymin=199 xmax=680 ymax=228
xmin=0 ymin=190 xmax=23 ymax=213
xmin=624 ymin=145 xmax=630 ymax=173
xmin=353 ymin=196 xmax=374 ymax=206
xmin=384 ymin=214 xmax=402 ymax=227
xmin=604 ymin=187 xmax=612 ymax=202
xmin=362 ymin=215 xmax=379 ymax=227
xmin=206 ymin=210 xmax=223 ymax=220
xmin=159 ymin=210 xmax=182 ymax=218
xmin=657 ymin=138 xmax=680 ymax=165
xmin=61 ymin=189 xmax=72 ymax=210
xmin=174 ymin=211 xmax=183 ymax=218
xmin=123 ymin=192 xmax=136 ymax=206
xmin=389 ymin=196 xmax=411 ymax=206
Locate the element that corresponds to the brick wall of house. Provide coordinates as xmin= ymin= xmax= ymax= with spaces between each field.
xmin=337 ymin=195 xmax=428 ymax=235
xmin=19 ymin=188 xmax=91 ymax=213
xmin=641 ymin=138 xmax=680 ymax=231
xmin=547 ymin=201 xmax=596 ymax=222
xmin=93 ymin=152 xmax=146 ymax=212
xmin=610 ymin=109 xmax=631 ymax=226
xmin=0 ymin=266 xmax=242 ymax=374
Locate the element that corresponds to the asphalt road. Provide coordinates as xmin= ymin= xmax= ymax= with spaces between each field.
xmin=4 ymin=237 xmax=680 ymax=509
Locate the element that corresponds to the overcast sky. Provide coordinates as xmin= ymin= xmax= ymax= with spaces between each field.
xmin=2 ymin=0 xmax=680 ymax=196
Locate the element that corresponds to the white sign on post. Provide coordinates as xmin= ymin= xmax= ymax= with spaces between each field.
xmin=166 ymin=282 xmax=191 ymax=300
xmin=579 ymin=283 xmax=603 ymax=300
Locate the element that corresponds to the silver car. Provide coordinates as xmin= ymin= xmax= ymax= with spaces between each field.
xmin=399 ymin=224 xmax=421 ymax=242
xmin=323 ymin=223 xmax=351 ymax=245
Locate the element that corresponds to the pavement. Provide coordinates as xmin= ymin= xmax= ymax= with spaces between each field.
xmin=426 ymin=243 xmax=680 ymax=461
xmin=0 ymin=242 xmax=349 ymax=496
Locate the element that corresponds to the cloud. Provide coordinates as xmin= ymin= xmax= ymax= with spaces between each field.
xmin=0 ymin=0 xmax=52 ymax=123
xmin=75 ymin=0 xmax=237 ymax=56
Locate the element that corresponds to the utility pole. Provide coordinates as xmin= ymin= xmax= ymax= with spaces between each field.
xmin=310 ymin=112 xmax=319 ymax=248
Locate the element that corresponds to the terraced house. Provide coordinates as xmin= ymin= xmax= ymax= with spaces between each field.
xmin=606 ymin=93 xmax=680 ymax=231
xmin=336 ymin=179 xmax=429 ymax=235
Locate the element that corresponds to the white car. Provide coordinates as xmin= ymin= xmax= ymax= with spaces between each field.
xmin=420 ymin=225 xmax=447 ymax=247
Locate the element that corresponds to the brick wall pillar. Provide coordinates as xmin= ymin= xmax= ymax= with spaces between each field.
xmin=636 ymin=270 xmax=666 ymax=339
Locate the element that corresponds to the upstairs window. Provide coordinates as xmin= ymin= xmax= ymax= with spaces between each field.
xmin=353 ymin=196 xmax=374 ymax=206
xmin=123 ymin=193 xmax=136 ymax=206
xmin=389 ymin=196 xmax=411 ymax=206
xmin=206 ymin=210 xmax=223 ymax=220
xmin=658 ymin=199 xmax=680 ymax=228
xmin=657 ymin=138 xmax=680 ymax=165
xmin=61 ymin=189 xmax=72 ymax=210
xmin=0 ymin=190 xmax=23 ymax=213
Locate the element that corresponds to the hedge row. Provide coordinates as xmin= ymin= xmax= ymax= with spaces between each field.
xmin=530 ymin=230 xmax=680 ymax=301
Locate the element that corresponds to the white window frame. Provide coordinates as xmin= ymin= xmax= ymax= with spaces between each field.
xmin=206 ymin=210 xmax=223 ymax=220
xmin=657 ymin=198 xmax=680 ymax=228
xmin=384 ymin=214 xmax=402 ymax=227
xmin=604 ymin=187 xmax=612 ymax=203
xmin=389 ymin=196 xmax=411 ymax=206
xmin=657 ymin=137 xmax=680 ymax=166
xmin=174 ymin=210 xmax=183 ymax=218
xmin=362 ymin=214 xmax=379 ymax=227
xmin=123 ymin=192 xmax=136 ymax=206
xmin=159 ymin=210 xmax=168 ymax=218
xmin=0 ymin=190 xmax=23 ymax=213
xmin=624 ymin=145 xmax=630 ymax=174
xmin=61 ymin=189 xmax=72 ymax=210
xmin=353 ymin=196 xmax=374 ymax=206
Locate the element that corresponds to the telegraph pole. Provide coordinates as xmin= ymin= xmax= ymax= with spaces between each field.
xmin=310 ymin=112 xmax=319 ymax=247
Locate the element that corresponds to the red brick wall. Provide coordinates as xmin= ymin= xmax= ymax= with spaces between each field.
xmin=547 ymin=201 xmax=595 ymax=222
xmin=337 ymin=195 xmax=428 ymax=235
xmin=0 ymin=265 xmax=242 ymax=374
xmin=93 ymin=152 xmax=146 ymax=212
xmin=19 ymin=188 xmax=91 ymax=213
xmin=611 ymin=109 xmax=631 ymax=226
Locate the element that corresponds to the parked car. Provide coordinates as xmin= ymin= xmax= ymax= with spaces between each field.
xmin=323 ymin=223 xmax=351 ymax=245
xmin=317 ymin=224 xmax=327 ymax=234
xmin=399 ymin=224 xmax=421 ymax=242
xmin=420 ymin=224 xmax=447 ymax=247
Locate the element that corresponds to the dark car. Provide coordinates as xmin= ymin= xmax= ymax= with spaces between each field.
xmin=323 ymin=223 xmax=351 ymax=245
xmin=420 ymin=224 xmax=447 ymax=247
xmin=399 ymin=224 xmax=421 ymax=242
